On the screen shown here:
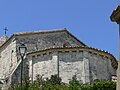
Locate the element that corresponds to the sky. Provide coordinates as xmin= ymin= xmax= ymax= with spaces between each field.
xmin=0 ymin=0 xmax=120 ymax=59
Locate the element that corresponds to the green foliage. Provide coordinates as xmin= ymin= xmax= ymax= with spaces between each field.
xmin=69 ymin=75 xmax=82 ymax=90
xmin=9 ymin=74 xmax=116 ymax=90
xmin=46 ymin=75 xmax=62 ymax=85
xmin=92 ymin=80 xmax=116 ymax=90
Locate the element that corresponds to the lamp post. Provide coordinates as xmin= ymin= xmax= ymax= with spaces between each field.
xmin=110 ymin=5 xmax=120 ymax=90
xmin=19 ymin=43 xmax=27 ymax=90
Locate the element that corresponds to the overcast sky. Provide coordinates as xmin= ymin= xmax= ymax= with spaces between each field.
xmin=0 ymin=0 xmax=120 ymax=58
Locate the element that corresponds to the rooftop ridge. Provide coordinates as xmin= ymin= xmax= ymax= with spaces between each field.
xmin=14 ymin=28 xmax=67 ymax=35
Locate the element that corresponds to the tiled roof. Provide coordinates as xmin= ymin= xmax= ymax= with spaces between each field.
xmin=14 ymin=28 xmax=86 ymax=46
xmin=0 ymin=28 xmax=86 ymax=49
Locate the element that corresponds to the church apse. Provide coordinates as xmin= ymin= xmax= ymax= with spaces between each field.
xmin=0 ymin=28 xmax=117 ymax=88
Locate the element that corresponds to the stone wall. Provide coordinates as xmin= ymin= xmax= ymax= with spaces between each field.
xmin=27 ymin=49 xmax=86 ymax=83
xmin=28 ymin=48 xmax=116 ymax=83
xmin=58 ymin=51 xmax=84 ymax=83
xmin=0 ymin=35 xmax=8 ymax=46
xmin=88 ymin=51 xmax=116 ymax=82
xmin=0 ymin=37 xmax=17 ymax=80
xmin=32 ymin=52 xmax=58 ymax=81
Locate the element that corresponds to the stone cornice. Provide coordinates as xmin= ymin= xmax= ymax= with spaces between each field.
xmin=27 ymin=46 xmax=118 ymax=69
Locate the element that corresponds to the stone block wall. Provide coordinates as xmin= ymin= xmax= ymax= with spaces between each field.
xmin=27 ymin=48 xmax=116 ymax=84
xmin=88 ymin=51 xmax=116 ymax=82
xmin=58 ymin=51 xmax=85 ymax=83
xmin=0 ymin=37 xmax=17 ymax=80
xmin=0 ymin=35 xmax=8 ymax=46
xmin=28 ymin=52 xmax=58 ymax=81
xmin=28 ymin=49 xmax=90 ymax=83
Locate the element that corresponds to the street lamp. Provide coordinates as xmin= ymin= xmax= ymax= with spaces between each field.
xmin=110 ymin=5 xmax=120 ymax=90
xmin=19 ymin=43 xmax=27 ymax=90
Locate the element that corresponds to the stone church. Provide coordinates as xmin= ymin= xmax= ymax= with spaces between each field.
xmin=0 ymin=28 xmax=118 ymax=87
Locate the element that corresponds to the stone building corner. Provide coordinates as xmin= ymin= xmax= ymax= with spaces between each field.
xmin=0 ymin=34 xmax=8 ymax=46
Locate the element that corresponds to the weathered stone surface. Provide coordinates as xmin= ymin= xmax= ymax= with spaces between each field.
xmin=27 ymin=48 xmax=116 ymax=83
xmin=0 ymin=29 xmax=117 ymax=90
xmin=0 ymin=35 xmax=8 ymax=46
xmin=0 ymin=38 xmax=17 ymax=79
xmin=88 ymin=52 xmax=116 ymax=82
